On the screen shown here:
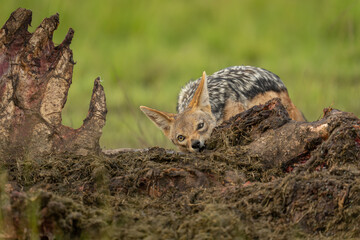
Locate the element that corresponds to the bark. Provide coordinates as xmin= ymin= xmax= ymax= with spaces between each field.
xmin=0 ymin=8 xmax=107 ymax=156
xmin=206 ymin=98 xmax=360 ymax=172
xmin=105 ymin=98 xmax=360 ymax=195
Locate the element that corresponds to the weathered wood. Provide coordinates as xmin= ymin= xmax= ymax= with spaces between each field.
xmin=104 ymin=98 xmax=359 ymax=196
xmin=0 ymin=8 xmax=107 ymax=156
xmin=206 ymin=98 xmax=360 ymax=171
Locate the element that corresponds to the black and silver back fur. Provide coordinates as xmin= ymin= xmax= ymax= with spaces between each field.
xmin=177 ymin=66 xmax=287 ymax=122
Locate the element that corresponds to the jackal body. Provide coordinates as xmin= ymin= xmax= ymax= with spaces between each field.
xmin=140 ymin=66 xmax=305 ymax=152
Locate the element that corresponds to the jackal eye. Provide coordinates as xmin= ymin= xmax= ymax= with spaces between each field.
xmin=177 ymin=135 xmax=186 ymax=142
xmin=197 ymin=122 xmax=204 ymax=130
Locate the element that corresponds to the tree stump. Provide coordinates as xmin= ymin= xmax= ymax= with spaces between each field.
xmin=0 ymin=8 xmax=107 ymax=156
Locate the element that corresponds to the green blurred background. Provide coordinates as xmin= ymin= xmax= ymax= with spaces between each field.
xmin=1 ymin=0 xmax=359 ymax=150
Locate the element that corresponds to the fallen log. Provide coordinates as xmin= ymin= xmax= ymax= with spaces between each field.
xmin=2 ymin=98 xmax=359 ymax=239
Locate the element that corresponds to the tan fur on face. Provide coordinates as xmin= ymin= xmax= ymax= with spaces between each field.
xmin=169 ymin=108 xmax=216 ymax=152
xmin=140 ymin=71 xmax=216 ymax=152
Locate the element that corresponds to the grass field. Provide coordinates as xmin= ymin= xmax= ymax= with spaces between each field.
xmin=1 ymin=0 xmax=360 ymax=150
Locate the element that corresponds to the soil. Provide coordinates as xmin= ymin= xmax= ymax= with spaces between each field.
xmin=0 ymin=99 xmax=359 ymax=240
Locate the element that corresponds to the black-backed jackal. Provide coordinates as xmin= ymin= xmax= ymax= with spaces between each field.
xmin=140 ymin=66 xmax=305 ymax=152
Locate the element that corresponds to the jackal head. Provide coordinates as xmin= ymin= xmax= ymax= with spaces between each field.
xmin=140 ymin=72 xmax=216 ymax=152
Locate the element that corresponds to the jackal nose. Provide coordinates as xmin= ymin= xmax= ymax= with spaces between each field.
xmin=191 ymin=140 xmax=204 ymax=151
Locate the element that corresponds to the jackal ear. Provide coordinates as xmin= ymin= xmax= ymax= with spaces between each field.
xmin=188 ymin=71 xmax=211 ymax=112
xmin=140 ymin=106 xmax=175 ymax=137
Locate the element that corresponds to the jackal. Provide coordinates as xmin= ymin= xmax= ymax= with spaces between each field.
xmin=140 ymin=66 xmax=305 ymax=152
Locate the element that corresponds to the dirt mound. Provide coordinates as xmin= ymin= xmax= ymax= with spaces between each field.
xmin=0 ymin=98 xmax=359 ymax=239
